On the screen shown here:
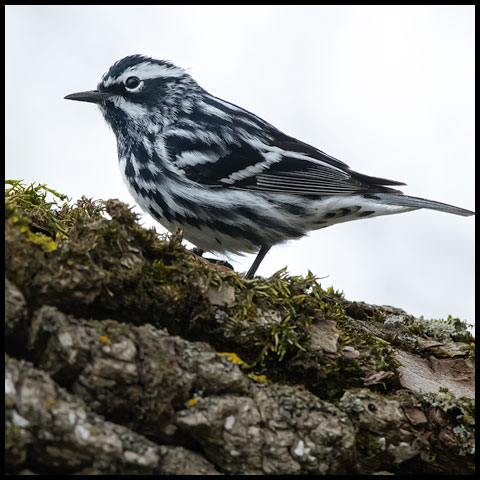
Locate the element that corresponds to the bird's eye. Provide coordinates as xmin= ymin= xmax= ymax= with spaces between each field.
xmin=125 ymin=76 xmax=141 ymax=90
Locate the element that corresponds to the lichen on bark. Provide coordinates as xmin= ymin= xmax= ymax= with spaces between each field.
xmin=5 ymin=181 xmax=475 ymax=475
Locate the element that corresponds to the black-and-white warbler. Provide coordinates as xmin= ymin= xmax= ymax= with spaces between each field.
xmin=65 ymin=55 xmax=474 ymax=278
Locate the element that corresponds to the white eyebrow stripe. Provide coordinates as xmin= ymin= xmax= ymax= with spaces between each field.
xmin=103 ymin=63 xmax=186 ymax=87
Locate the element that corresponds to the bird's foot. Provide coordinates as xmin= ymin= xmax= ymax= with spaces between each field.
xmin=190 ymin=248 xmax=234 ymax=272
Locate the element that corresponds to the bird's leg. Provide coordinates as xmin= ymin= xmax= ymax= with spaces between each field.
xmin=246 ymin=245 xmax=271 ymax=279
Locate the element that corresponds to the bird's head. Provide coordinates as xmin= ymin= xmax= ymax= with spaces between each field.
xmin=65 ymin=55 xmax=200 ymax=134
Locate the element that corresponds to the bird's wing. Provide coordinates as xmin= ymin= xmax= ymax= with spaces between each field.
xmin=167 ymin=130 xmax=405 ymax=196
xmin=232 ymin=138 xmax=406 ymax=195
xmin=165 ymin=94 xmax=405 ymax=195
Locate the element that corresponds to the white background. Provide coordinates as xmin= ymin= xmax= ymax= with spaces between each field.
xmin=5 ymin=5 xmax=475 ymax=325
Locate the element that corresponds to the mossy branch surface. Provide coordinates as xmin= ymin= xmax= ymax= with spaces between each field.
xmin=5 ymin=181 xmax=474 ymax=475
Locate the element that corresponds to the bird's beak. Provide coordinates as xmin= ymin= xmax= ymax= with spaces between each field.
xmin=64 ymin=90 xmax=112 ymax=104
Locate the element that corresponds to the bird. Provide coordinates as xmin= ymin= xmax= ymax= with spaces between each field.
xmin=65 ymin=55 xmax=474 ymax=279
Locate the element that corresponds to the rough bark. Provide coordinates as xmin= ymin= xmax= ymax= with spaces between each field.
xmin=5 ymin=184 xmax=475 ymax=475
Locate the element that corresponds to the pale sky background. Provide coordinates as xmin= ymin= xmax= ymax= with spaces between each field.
xmin=5 ymin=5 xmax=475 ymax=325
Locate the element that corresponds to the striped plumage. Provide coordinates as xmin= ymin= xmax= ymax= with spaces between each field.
xmin=65 ymin=55 xmax=474 ymax=277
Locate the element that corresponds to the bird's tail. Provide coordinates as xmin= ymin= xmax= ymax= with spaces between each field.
xmin=375 ymin=193 xmax=475 ymax=217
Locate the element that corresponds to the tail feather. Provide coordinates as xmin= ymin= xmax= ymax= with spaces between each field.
xmin=376 ymin=193 xmax=475 ymax=217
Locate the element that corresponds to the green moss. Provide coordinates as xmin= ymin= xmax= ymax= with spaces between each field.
xmin=325 ymin=285 xmax=345 ymax=299
xmin=220 ymin=268 xmax=326 ymax=365
xmin=5 ymin=179 xmax=473 ymax=408
xmin=5 ymin=179 xmax=105 ymax=239
xmin=205 ymin=270 xmax=388 ymax=401
xmin=336 ymin=318 xmax=401 ymax=380
xmin=147 ymin=258 xmax=178 ymax=284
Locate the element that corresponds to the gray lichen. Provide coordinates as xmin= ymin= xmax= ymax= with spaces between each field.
xmin=5 ymin=181 xmax=475 ymax=475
